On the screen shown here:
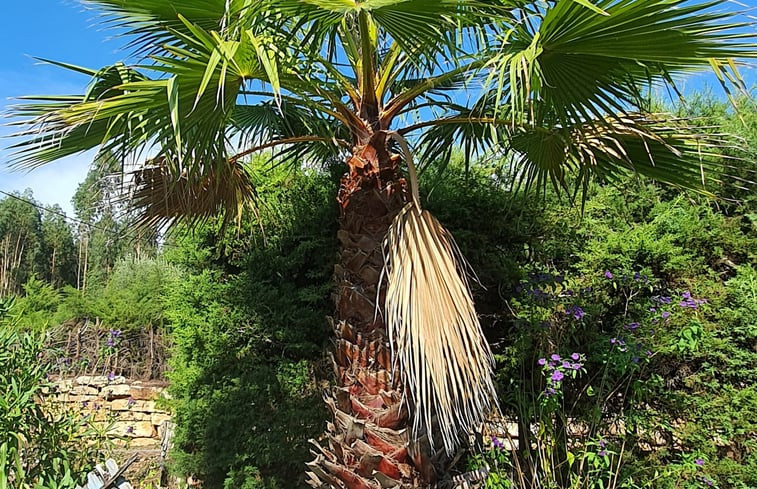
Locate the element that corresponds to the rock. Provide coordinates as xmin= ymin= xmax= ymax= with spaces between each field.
xmin=111 ymin=421 xmax=156 ymax=438
xmin=55 ymin=379 xmax=74 ymax=393
xmin=102 ymin=384 xmax=131 ymax=399
xmin=67 ymin=395 xmax=100 ymax=405
xmin=76 ymin=376 xmax=110 ymax=387
xmin=151 ymin=413 xmax=172 ymax=426
xmin=129 ymin=437 xmax=159 ymax=448
xmin=110 ymin=399 xmax=156 ymax=412
xmin=129 ymin=384 xmax=162 ymax=401
xmin=71 ymin=385 xmax=99 ymax=396
xmin=607 ymin=419 xmax=627 ymax=436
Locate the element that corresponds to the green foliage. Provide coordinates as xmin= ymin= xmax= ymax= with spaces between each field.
xmin=0 ymin=191 xmax=46 ymax=297
xmin=40 ymin=207 xmax=77 ymax=289
xmin=164 ymin=165 xmax=336 ymax=488
xmin=0 ymin=305 xmax=105 ymax=489
xmin=431 ymin=162 xmax=755 ymax=487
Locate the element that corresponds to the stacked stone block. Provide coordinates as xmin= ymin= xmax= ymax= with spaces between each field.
xmin=46 ymin=376 xmax=171 ymax=447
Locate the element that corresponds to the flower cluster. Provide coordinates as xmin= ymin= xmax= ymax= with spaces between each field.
xmin=566 ymin=305 xmax=585 ymax=321
xmin=491 ymin=436 xmax=505 ymax=449
xmin=538 ymin=352 xmax=585 ymax=397
xmin=597 ymin=439 xmax=608 ymax=457
xmin=679 ymin=291 xmax=707 ymax=309
xmin=106 ymin=329 xmax=122 ymax=348
xmin=697 ymin=476 xmax=714 ymax=487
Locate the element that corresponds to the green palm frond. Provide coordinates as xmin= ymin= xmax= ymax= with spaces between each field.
xmin=486 ymin=0 xmax=755 ymax=125
xmin=504 ymin=114 xmax=748 ymax=198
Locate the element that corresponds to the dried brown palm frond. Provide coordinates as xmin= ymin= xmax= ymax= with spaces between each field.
xmin=382 ymin=133 xmax=499 ymax=456
xmin=124 ymin=156 xmax=256 ymax=233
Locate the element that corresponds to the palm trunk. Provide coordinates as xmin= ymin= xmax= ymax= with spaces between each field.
xmin=307 ymin=134 xmax=435 ymax=488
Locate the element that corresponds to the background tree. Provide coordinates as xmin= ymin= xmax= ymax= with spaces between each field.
xmin=0 ymin=191 xmax=45 ymax=297
xmin=7 ymin=0 xmax=754 ymax=486
xmin=40 ymin=205 xmax=77 ymax=288
xmin=72 ymin=157 xmax=155 ymax=290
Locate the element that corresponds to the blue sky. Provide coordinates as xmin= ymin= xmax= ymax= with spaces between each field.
xmin=0 ymin=0 xmax=124 ymax=215
xmin=0 ymin=1 xmax=755 ymax=216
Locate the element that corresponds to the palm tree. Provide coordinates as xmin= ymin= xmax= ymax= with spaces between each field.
xmin=7 ymin=0 xmax=753 ymax=486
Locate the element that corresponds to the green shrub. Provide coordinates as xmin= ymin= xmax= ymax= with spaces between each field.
xmin=0 ymin=303 xmax=106 ymax=489
xmin=164 ymin=166 xmax=335 ymax=488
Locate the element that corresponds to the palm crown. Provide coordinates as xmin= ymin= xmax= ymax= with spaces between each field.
xmin=9 ymin=1 xmax=752 ymax=219
xmin=6 ymin=0 xmax=755 ymax=486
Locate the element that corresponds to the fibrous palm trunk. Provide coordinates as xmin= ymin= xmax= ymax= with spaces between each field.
xmin=306 ymin=134 xmax=435 ymax=488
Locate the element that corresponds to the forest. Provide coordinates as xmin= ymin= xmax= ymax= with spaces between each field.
xmin=2 ymin=1 xmax=757 ymax=488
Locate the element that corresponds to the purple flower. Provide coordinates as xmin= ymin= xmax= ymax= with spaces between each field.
xmin=572 ymin=363 xmax=581 ymax=370
xmin=698 ymin=476 xmax=714 ymax=487
xmin=567 ymin=305 xmax=585 ymax=321
xmin=551 ymin=354 xmax=561 ymax=362
xmin=571 ymin=353 xmax=580 ymax=361
xmin=646 ymin=350 xmax=653 ymax=357
xmin=625 ymin=322 xmax=641 ymax=331
xmin=634 ymin=272 xmax=641 ymax=281
xmin=551 ymin=370 xmax=565 ymax=382
xmin=538 ymin=358 xmax=547 ymax=366
xmin=695 ymin=458 xmax=705 ymax=466
xmin=599 ymin=440 xmax=606 ymax=448
xmin=610 ymin=338 xmax=618 ymax=345
xmin=598 ymin=450 xmax=608 ymax=457
xmin=632 ymin=356 xmax=639 ymax=364
xmin=127 ymin=397 xmax=135 ymax=407
xmin=604 ymin=271 xmax=613 ymax=279
xmin=491 ymin=436 xmax=504 ymax=449
xmin=108 ymin=371 xmax=115 ymax=381
xmin=81 ymin=401 xmax=89 ymax=408
xmin=657 ymin=296 xmax=671 ymax=304
xmin=562 ymin=361 xmax=572 ymax=369
xmin=106 ymin=337 xmax=115 ymax=347
xmin=682 ymin=291 xmax=691 ymax=299
xmin=544 ymin=387 xmax=556 ymax=397
xmin=126 ymin=426 xmax=134 ymax=434
xmin=661 ymin=311 xmax=670 ymax=319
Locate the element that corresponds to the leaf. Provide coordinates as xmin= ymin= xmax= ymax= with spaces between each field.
xmin=167 ymin=76 xmax=182 ymax=158
xmin=567 ymin=450 xmax=576 ymax=467
xmin=570 ymin=0 xmax=609 ymax=16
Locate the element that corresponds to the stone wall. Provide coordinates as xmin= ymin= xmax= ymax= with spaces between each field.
xmin=46 ymin=376 xmax=172 ymax=448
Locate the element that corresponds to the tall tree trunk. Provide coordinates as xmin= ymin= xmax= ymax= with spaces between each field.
xmin=307 ymin=134 xmax=436 ymax=488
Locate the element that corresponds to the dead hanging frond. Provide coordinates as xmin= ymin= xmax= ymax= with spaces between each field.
xmin=124 ymin=155 xmax=257 ymax=234
xmin=382 ymin=132 xmax=499 ymax=455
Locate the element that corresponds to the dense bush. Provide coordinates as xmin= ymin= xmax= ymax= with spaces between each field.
xmin=0 ymin=301 xmax=106 ymax=489
xmin=163 ymin=165 xmax=337 ymax=488
xmin=436 ymin=174 xmax=757 ymax=488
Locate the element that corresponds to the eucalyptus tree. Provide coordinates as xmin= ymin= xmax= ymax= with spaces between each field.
xmin=40 ymin=205 xmax=77 ymax=288
xmin=0 ymin=191 xmax=45 ymax=297
xmin=7 ymin=0 xmax=753 ymax=486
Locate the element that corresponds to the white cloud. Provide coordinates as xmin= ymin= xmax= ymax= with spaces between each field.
xmin=0 ymin=151 xmax=94 ymax=217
